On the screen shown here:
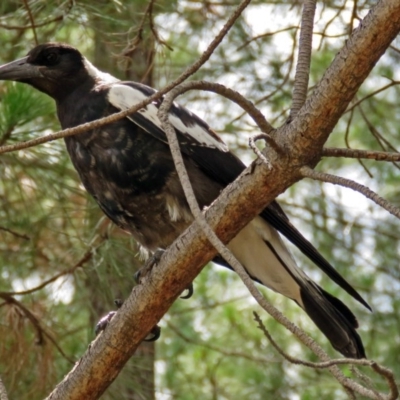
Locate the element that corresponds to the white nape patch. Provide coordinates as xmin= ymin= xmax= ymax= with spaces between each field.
xmin=83 ymin=59 xmax=119 ymax=83
xmin=107 ymin=84 xmax=229 ymax=152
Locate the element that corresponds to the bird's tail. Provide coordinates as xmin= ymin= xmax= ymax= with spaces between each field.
xmin=227 ymin=216 xmax=366 ymax=359
xmin=299 ymin=283 xmax=366 ymax=358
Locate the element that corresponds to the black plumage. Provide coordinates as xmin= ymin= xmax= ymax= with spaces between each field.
xmin=0 ymin=43 xmax=369 ymax=358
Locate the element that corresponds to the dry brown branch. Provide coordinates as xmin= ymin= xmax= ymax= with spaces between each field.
xmin=22 ymin=0 xmax=38 ymax=45
xmin=289 ymin=0 xmax=316 ymax=120
xmin=345 ymin=80 xmax=400 ymax=114
xmin=0 ymin=225 xmax=29 ymax=240
xmin=323 ymin=147 xmax=400 ymax=162
xmin=0 ymin=294 xmax=74 ymax=364
xmin=300 ymin=166 xmax=400 ymax=219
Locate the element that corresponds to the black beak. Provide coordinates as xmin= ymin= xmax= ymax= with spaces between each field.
xmin=0 ymin=57 xmax=42 ymax=81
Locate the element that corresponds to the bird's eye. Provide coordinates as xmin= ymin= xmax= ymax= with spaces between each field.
xmin=44 ymin=52 xmax=59 ymax=65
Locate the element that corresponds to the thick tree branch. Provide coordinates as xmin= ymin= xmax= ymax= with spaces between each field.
xmin=44 ymin=1 xmax=400 ymax=399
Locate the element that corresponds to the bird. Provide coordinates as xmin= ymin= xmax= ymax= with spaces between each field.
xmin=0 ymin=42 xmax=369 ymax=358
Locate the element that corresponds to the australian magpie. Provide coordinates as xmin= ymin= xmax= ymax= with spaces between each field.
xmin=0 ymin=43 xmax=369 ymax=358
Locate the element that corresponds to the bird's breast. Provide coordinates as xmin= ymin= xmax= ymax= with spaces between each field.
xmin=64 ymin=125 xmax=193 ymax=250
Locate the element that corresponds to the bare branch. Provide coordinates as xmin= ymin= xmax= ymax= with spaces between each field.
xmin=300 ymin=166 xmax=400 ymax=219
xmin=249 ymin=133 xmax=282 ymax=167
xmin=22 ymin=0 xmax=38 ymax=45
xmin=289 ymin=0 xmax=317 ymax=120
xmin=0 ymin=226 xmax=29 ymax=240
xmin=0 ymin=294 xmax=75 ymax=364
xmin=323 ymin=147 xmax=400 ymax=162
xmin=345 ymin=80 xmax=400 ymax=114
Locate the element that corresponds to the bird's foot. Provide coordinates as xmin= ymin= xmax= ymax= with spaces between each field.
xmin=180 ymin=283 xmax=194 ymax=299
xmin=134 ymin=249 xmax=194 ymax=299
xmin=95 ymin=298 xmax=161 ymax=341
xmin=134 ymin=249 xmax=165 ymax=284
xmin=95 ymin=299 xmax=123 ymax=335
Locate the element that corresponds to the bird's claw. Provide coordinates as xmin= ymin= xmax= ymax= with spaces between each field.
xmin=134 ymin=249 xmax=165 ymax=284
xmin=144 ymin=325 xmax=161 ymax=341
xmin=135 ymin=249 xmax=194 ymax=299
xmin=180 ymin=283 xmax=194 ymax=299
xmin=95 ymin=311 xmax=117 ymax=335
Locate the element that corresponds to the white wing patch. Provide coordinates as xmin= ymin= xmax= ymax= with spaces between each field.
xmin=107 ymin=84 xmax=229 ymax=152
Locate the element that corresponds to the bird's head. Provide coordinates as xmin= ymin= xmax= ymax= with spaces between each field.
xmin=0 ymin=43 xmax=116 ymax=101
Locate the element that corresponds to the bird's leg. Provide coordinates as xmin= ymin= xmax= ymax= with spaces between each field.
xmin=134 ymin=249 xmax=165 ymax=284
xmin=134 ymin=249 xmax=194 ymax=299
xmin=95 ymin=298 xmax=161 ymax=341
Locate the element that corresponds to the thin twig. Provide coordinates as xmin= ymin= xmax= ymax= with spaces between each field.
xmin=237 ymin=26 xmax=298 ymax=51
xmin=345 ymin=80 xmax=400 ymax=114
xmin=289 ymin=0 xmax=317 ymax=120
xmin=0 ymin=294 xmax=75 ymax=363
xmin=300 ymin=166 xmax=400 ymax=219
xmin=323 ymin=147 xmax=400 ymax=162
xmin=249 ymin=133 xmax=284 ymax=166
xmin=167 ymin=320 xmax=275 ymax=364
xmin=0 ymin=226 xmax=30 ymax=240
xmin=22 ymin=0 xmax=38 ymax=45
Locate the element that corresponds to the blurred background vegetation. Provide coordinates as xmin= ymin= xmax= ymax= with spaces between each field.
xmin=0 ymin=0 xmax=399 ymax=399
